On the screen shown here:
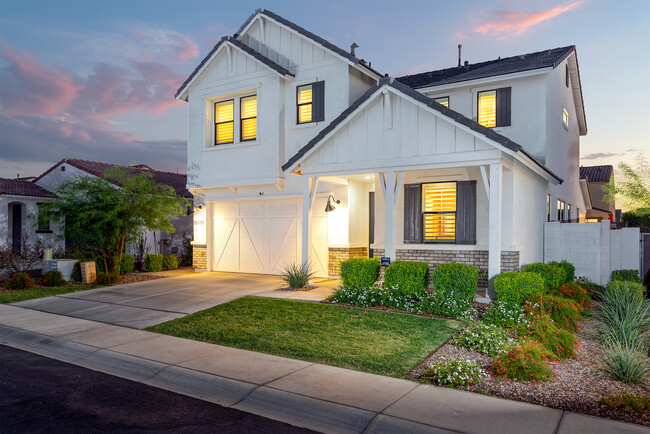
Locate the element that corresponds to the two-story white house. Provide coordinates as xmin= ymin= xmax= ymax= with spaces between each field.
xmin=178 ymin=9 xmax=588 ymax=286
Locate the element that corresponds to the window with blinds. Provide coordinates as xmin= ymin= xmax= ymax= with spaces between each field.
xmin=297 ymin=84 xmax=313 ymax=123
xmin=422 ymin=182 xmax=456 ymax=242
xmin=478 ymin=90 xmax=497 ymax=128
xmin=240 ymin=95 xmax=257 ymax=141
xmin=434 ymin=96 xmax=449 ymax=108
xmin=215 ymin=100 xmax=234 ymax=144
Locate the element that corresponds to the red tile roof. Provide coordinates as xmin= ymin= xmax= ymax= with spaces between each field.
xmin=35 ymin=158 xmax=192 ymax=198
xmin=0 ymin=178 xmax=56 ymax=198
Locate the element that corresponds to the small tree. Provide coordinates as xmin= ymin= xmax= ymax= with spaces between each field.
xmin=0 ymin=233 xmax=45 ymax=274
xmin=603 ymin=154 xmax=650 ymax=210
xmin=48 ymin=167 xmax=188 ymax=276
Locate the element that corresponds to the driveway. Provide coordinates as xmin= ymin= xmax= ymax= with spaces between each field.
xmin=11 ymin=272 xmax=336 ymax=329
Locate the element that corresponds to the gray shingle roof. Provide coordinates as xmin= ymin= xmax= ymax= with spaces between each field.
xmin=580 ymin=165 xmax=613 ymax=182
xmin=396 ymin=46 xmax=575 ymax=89
xmin=282 ymin=77 xmax=562 ymax=184
xmin=0 ymin=178 xmax=55 ymax=198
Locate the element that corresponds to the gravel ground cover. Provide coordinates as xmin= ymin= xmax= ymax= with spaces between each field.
xmin=409 ymin=319 xmax=650 ymax=426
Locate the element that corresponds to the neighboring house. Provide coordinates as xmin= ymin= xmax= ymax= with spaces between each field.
xmin=0 ymin=178 xmax=61 ymax=252
xmin=579 ymin=165 xmax=615 ymax=222
xmin=178 ymin=9 xmax=589 ymax=285
xmin=33 ymin=158 xmax=194 ymax=257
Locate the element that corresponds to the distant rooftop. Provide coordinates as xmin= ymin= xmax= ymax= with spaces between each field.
xmin=0 ymin=178 xmax=56 ymax=198
xmin=580 ymin=165 xmax=613 ymax=183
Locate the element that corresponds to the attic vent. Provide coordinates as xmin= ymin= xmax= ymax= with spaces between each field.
xmin=520 ymin=55 xmax=526 ymax=59
xmin=61 ymin=166 xmax=65 ymax=172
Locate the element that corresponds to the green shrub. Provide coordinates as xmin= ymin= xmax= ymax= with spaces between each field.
xmin=162 ymin=255 xmax=179 ymax=271
xmin=551 ymin=282 xmax=592 ymax=311
xmin=339 ymin=257 xmax=380 ymax=288
xmin=526 ymin=294 xmax=582 ymax=332
xmin=602 ymin=341 xmax=649 ymax=384
xmin=383 ymin=261 xmax=430 ymax=297
xmin=494 ymin=271 xmax=545 ymax=305
xmin=483 ymin=301 xmax=532 ymax=328
xmin=96 ymin=272 xmax=121 ymax=285
xmin=95 ymin=254 xmax=135 ymax=275
xmin=453 ymin=322 xmax=514 ymax=356
xmin=279 ymin=262 xmax=314 ymax=289
xmin=491 ymin=341 xmax=555 ymax=382
xmin=549 ymin=260 xmax=575 ymax=284
xmin=523 ymin=262 xmax=565 ymax=290
xmin=71 ymin=262 xmax=82 ymax=282
xmin=421 ymin=359 xmax=486 ymax=387
xmin=431 ymin=262 xmax=478 ymax=303
xmin=515 ymin=315 xmax=578 ymax=359
xmin=144 ymin=254 xmax=164 ymax=272
xmin=576 ymin=277 xmax=604 ymax=298
xmin=599 ymin=390 xmax=650 ymax=413
xmin=4 ymin=272 xmax=35 ymax=290
xmin=611 ymin=269 xmax=642 ymax=283
xmin=39 ymin=270 xmax=66 ymax=287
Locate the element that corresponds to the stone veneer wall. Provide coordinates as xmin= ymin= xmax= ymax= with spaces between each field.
xmin=373 ymin=248 xmax=520 ymax=287
xmin=328 ymin=247 xmax=369 ymax=276
xmin=192 ymin=244 xmax=207 ymax=270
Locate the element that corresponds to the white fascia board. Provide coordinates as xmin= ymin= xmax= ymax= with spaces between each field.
xmin=414 ymin=68 xmax=552 ymax=94
xmin=189 ymin=177 xmax=284 ymax=192
xmin=510 ymin=152 xmax=561 ymax=185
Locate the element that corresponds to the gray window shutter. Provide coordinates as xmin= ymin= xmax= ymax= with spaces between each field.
xmin=403 ymin=183 xmax=422 ymax=243
xmin=312 ymin=81 xmax=325 ymax=122
xmin=496 ymin=87 xmax=511 ymax=127
xmin=456 ymin=181 xmax=476 ymax=244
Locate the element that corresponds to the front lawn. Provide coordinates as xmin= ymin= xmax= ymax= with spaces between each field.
xmin=146 ymin=296 xmax=464 ymax=377
xmin=0 ymin=284 xmax=100 ymax=304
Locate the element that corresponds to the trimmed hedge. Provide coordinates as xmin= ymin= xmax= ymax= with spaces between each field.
xmin=339 ymin=257 xmax=380 ymax=288
xmin=39 ymin=270 xmax=66 ymax=287
xmin=549 ymin=260 xmax=575 ymax=284
xmin=384 ymin=261 xmax=430 ymax=297
xmin=95 ymin=254 xmax=135 ymax=275
xmin=144 ymin=254 xmax=164 ymax=272
xmin=610 ymin=269 xmax=641 ymax=283
xmin=523 ymin=262 xmax=565 ymax=290
xmin=162 ymin=255 xmax=179 ymax=271
xmin=431 ymin=262 xmax=478 ymax=305
xmin=494 ymin=271 xmax=545 ymax=305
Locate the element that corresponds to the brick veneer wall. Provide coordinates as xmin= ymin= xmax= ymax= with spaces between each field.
xmin=193 ymin=244 xmax=207 ymax=270
xmin=373 ymin=248 xmax=520 ymax=287
xmin=328 ymin=247 xmax=368 ymax=276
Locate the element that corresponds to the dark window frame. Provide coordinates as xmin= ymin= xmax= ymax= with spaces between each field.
xmin=547 ymin=194 xmax=551 ymax=222
xmin=477 ymin=87 xmax=511 ymax=128
xmin=214 ymin=99 xmax=234 ymax=145
xmin=239 ymin=94 xmax=257 ymax=142
xmin=565 ymin=64 xmax=569 ymax=88
xmin=296 ymin=81 xmax=324 ymax=124
xmin=421 ymin=181 xmax=458 ymax=244
xmin=297 ymin=83 xmax=314 ymax=124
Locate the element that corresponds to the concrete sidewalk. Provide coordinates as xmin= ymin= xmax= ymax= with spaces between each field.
xmin=0 ymin=305 xmax=645 ymax=433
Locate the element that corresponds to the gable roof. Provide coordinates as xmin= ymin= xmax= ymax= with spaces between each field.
xmin=234 ymin=9 xmax=382 ymax=78
xmin=0 ymin=178 xmax=55 ymax=198
xmin=580 ymin=165 xmax=613 ymax=182
xmin=282 ymin=77 xmax=562 ymax=184
xmin=34 ymin=158 xmax=192 ymax=198
xmin=396 ymin=46 xmax=576 ymax=89
xmin=175 ymin=35 xmax=294 ymax=100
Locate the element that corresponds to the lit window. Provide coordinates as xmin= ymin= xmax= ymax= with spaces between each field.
xmin=297 ymin=84 xmax=313 ymax=124
xmin=422 ymin=182 xmax=456 ymax=242
xmin=546 ymin=194 xmax=551 ymax=222
xmin=478 ymin=87 xmax=511 ymax=128
xmin=557 ymin=199 xmax=565 ymax=222
xmin=434 ymin=96 xmax=449 ymax=108
xmin=240 ymin=95 xmax=257 ymax=141
xmin=215 ymin=100 xmax=234 ymax=144
xmin=566 ymin=203 xmax=572 ymax=222
xmin=563 ymin=108 xmax=569 ymax=126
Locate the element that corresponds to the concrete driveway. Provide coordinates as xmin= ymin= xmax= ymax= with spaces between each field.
xmin=11 ymin=272 xmax=336 ymax=329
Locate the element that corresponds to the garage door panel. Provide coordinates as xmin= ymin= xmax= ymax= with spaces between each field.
xmin=240 ymin=201 xmax=266 ymax=217
xmin=270 ymin=199 xmax=299 ymax=216
xmin=213 ymin=218 xmax=239 ymax=271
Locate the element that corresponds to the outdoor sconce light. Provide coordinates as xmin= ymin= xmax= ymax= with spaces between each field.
xmin=325 ymin=194 xmax=340 ymax=212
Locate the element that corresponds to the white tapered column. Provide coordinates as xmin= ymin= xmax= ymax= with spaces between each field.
xmin=488 ymin=162 xmax=502 ymax=280
xmin=383 ymin=171 xmax=396 ymax=261
xmin=301 ymin=176 xmax=317 ymax=268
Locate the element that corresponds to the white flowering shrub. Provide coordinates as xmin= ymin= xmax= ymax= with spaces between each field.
xmin=453 ymin=322 xmax=515 ymax=356
xmin=421 ymin=358 xmax=487 ymax=387
xmin=482 ymin=300 xmax=535 ymax=328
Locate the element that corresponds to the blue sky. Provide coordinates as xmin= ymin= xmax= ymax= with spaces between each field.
xmin=1 ymin=0 xmax=649 ymax=178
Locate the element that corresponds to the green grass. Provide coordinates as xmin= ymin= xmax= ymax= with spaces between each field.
xmin=0 ymin=284 xmax=100 ymax=304
xmin=146 ymin=296 xmax=465 ymax=378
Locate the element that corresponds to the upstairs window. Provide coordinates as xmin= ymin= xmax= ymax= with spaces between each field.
xmin=434 ymin=96 xmax=449 ymax=107
xmin=557 ymin=199 xmax=565 ymax=222
xmin=563 ymin=108 xmax=569 ymax=127
xmin=565 ymin=64 xmax=569 ymax=88
xmin=478 ymin=87 xmax=511 ymax=128
xmin=546 ymin=194 xmax=551 ymax=222
xmin=215 ymin=100 xmax=234 ymax=144
xmin=422 ymin=182 xmax=457 ymax=242
xmin=297 ymin=81 xmax=325 ymax=124
xmin=240 ymin=95 xmax=257 ymax=141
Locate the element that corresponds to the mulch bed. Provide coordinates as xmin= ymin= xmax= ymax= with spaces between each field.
xmin=408 ymin=319 xmax=650 ymax=427
xmin=120 ymin=273 xmax=165 ymax=284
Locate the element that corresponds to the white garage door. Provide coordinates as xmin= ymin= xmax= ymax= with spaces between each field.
xmin=211 ymin=198 xmax=328 ymax=277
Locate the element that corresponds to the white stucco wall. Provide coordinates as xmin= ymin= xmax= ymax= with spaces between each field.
xmin=0 ymin=195 xmax=61 ymax=251
xmin=512 ymin=164 xmax=548 ymax=265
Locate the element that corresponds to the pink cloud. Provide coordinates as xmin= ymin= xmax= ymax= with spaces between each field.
xmin=171 ymin=35 xmax=199 ymax=60
xmin=455 ymin=32 xmax=468 ymax=40
xmin=0 ymin=45 xmax=83 ymax=116
xmin=473 ymin=1 xmax=583 ymax=38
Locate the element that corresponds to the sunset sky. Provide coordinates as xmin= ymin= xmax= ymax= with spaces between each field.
xmin=1 ymin=0 xmax=649 ymax=178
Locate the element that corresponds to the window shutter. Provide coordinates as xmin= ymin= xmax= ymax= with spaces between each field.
xmin=455 ymin=181 xmax=476 ymax=244
xmin=312 ymin=81 xmax=325 ymax=122
xmin=496 ymin=87 xmax=511 ymax=127
xmin=403 ymin=183 xmax=422 ymax=243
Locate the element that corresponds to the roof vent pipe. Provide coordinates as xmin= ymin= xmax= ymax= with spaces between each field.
xmin=351 ymin=42 xmax=359 ymax=57
xmin=458 ymin=44 xmax=462 ymax=67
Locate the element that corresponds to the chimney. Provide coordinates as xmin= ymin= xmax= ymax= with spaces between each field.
xmin=350 ymin=42 xmax=359 ymax=57
xmin=458 ymin=44 xmax=462 ymax=67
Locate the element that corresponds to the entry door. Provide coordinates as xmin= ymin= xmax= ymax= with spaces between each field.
xmin=12 ymin=204 xmax=22 ymax=253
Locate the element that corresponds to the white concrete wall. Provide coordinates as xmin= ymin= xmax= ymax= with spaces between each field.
xmin=544 ymin=221 xmax=641 ymax=285
xmin=0 ymin=195 xmax=62 ymax=251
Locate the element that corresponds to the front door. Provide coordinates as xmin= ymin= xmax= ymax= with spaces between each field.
xmin=11 ymin=203 xmax=22 ymax=253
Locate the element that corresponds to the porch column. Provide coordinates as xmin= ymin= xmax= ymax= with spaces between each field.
xmin=488 ymin=162 xmax=502 ymax=281
xmin=205 ymin=202 xmax=213 ymax=271
xmin=381 ymin=171 xmax=403 ymax=261
xmin=301 ymin=176 xmax=318 ymax=268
